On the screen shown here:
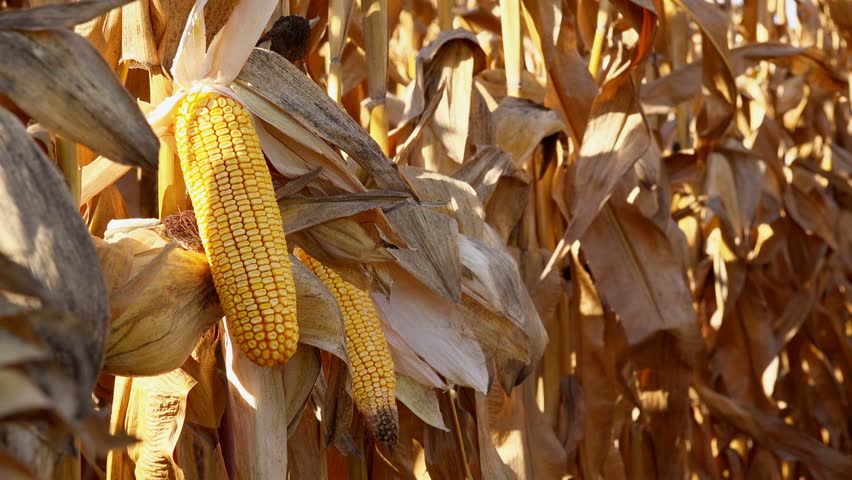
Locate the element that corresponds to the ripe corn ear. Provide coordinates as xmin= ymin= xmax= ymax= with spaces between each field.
xmin=296 ymin=249 xmax=398 ymax=451
xmin=174 ymin=91 xmax=298 ymax=366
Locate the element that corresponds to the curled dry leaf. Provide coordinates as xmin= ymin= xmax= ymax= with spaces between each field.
xmin=0 ymin=107 xmax=108 ymax=417
xmin=373 ymin=265 xmax=489 ymax=393
xmin=0 ymin=0 xmax=132 ymax=31
xmin=0 ymin=26 xmax=158 ymax=169
xmin=235 ymin=48 xmax=413 ymax=194
xmin=278 ymin=191 xmax=408 ymax=234
xmin=385 ymin=202 xmax=463 ymax=302
xmin=95 ymin=233 xmax=222 ymax=376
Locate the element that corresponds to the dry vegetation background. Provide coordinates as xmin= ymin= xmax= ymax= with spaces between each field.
xmin=0 ymin=0 xmax=850 ymax=478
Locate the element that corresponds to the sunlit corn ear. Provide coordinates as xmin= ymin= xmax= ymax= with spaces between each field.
xmin=94 ymin=233 xmax=222 ymax=376
xmin=174 ymin=91 xmax=299 ymax=366
xmin=296 ymin=249 xmax=398 ymax=452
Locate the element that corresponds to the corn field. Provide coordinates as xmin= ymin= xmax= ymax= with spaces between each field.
xmin=0 ymin=0 xmax=850 ymax=478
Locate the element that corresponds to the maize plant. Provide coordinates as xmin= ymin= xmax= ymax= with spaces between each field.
xmin=0 ymin=0 xmax=850 ymax=478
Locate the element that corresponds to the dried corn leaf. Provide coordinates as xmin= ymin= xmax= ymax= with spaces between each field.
xmin=121 ymin=0 xmax=159 ymax=68
xmin=395 ymin=374 xmax=447 ymax=431
xmin=235 ymin=48 xmax=413 ymax=193
xmin=493 ymin=97 xmax=565 ymax=171
xmin=0 ymin=0 xmax=130 ymax=31
xmin=0 ymin=108 xmax=108 ymax=417
xmin=282 ymin=345 xmax=322 ymax=435
xmin=386 ymin=203 xmax=462 ymax=302
xmin=0 ymin=30 xmax=158 ymax=169
xmin=279 ymin=192 xmax=408 ymax=234
xmin=97 ymin=237 xmax=220 ymax=376
xmin=561 ymin=52 xmax=649 ymax=246
xmin=373 ymin=266 xmax=488 ymax=393
xmin=452 ymin=145 xmax=512 ymax=206
xmin=401 ymin=166 xmax=489 ymax=241
xmin=123 ymin=369 xmax=196 ymax=480
xmin=581 ymin=198 xmax=700 ymax=360
xmin=697 ymin=384 xmax=852 ymax=477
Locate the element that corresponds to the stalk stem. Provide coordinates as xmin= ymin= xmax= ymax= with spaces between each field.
xmin=588 ymin=0 xmax=610 ymax=79
xmin=501 ymin=0 xmax=522 ymax=97
xmin=57 ymin=137 xmax=80 ymax=208
xmin=449 ymin=388 xmax=474 ymax=480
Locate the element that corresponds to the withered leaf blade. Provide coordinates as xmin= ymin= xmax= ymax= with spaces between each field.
xmin=97 ymin=237 xmax=221 ymax=377
xmin=282 ymin=345 xmax=322 ymax=436
xmin=452 ymin=145 xmax=512 ymax=206
xmin=0 ymin=0 xmax=132 ymax=31
xmin=395 ymin=374 xmax=448 ymax=431
xmin=386 ymin=202 xmax=462 ymax=302
xmin=562 ymin=52 xmax=650 ymax=246
xmin=697 ymin=384 xmax=852 ymax=477
xmin=581 ymin=199 xmax=701 ymax=362
xmin=0 ymin=30 xmax=158 ymax=169
xmin=373 ymin=265 xmax=488 ymax=393
xmin=234 ymin=48 xmax=412 ymax=194
xmin=0 ymin=252 xmax=49 ymax=302
xmin=279 ymin=191 xmax=409 ymax=234
xmin=0 ymin=108 xmax=108 ymax=417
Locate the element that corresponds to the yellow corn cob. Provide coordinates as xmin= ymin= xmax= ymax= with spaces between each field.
xmin=296 ymin=249 xmax=398 ymax=451
xmin=174 ymin=91 xmax=298 ymax=366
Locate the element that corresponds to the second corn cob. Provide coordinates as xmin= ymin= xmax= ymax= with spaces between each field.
xmin=174 ymin=90 xmax=299 ymax=366
xmin=296 ymin=249 xmax=399 ymax=451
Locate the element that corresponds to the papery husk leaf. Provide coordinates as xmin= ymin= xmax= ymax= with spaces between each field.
xmin=96 ymin=236 xmax=221 ymax=376
xmin=0 ymin=253 xmax=50 ymax=303
xmin=381 ymin=317 xmax=447 ymax=389
xmin=373 ymin=265 xmax=488 ymax=393
xmin=458 ymin=235 xmax=547 ymax=387
xmin=247 ymin=96 xmax=368 ymax=194
xmin=0 ymin=108 xmax=108 ymax=417
xmin=452 ymin=145 xmax=512 ymax=206
xmin=395 ymin=374 xmax=448 ymax=431
xmin=386 ymin=203 xmax=462 ymax=302
xmin=279 ymin=192 xmax=408 ymax=234
xmin=0 ymin=30 xmax=158 ymax=169
xmin=291 ymin=216 xmax=396 ymax=266
xmin=234 ymin=48 xmax=413 ymax=194
xmin=0 ymin=331 xmax=47 ymax=368
xmin=123 ymin=369 xmax=196 ymax=480
xmin=400 ymin=166 xmax=490 ymax=242
xmin=283 ymin=345 xmax=322 ymax=435
xmin=0 ymin=369 xmax=54 ymax=419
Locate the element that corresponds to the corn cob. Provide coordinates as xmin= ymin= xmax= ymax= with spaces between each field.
xmin=296 ymin=249 xmax=398 ymax=451
xmin=174 ymin=91 xmax=298 ymax=366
